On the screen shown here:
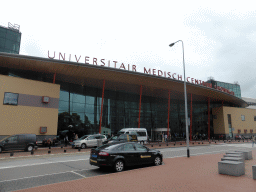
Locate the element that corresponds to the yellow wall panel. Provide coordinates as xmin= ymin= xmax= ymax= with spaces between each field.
xmin=0 ymin=106 xmax=58 ymax=135
xmin=0 ymin=75 xmax=60 ymax=98
xmin=0 ymin=75 xmax=60 ymax=136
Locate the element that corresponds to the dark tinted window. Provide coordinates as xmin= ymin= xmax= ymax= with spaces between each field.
xmin=137 ymin=131 xmax=146 ymax=136
xmin=118 ymin=134 xmax=126 ymax=140
xmin=7 ymin=135 xmax=18 ymax=143
xmin=123 ymin=143 xmax=135 ymax=151
xmin=98 ymin=144 xmax=120 ymax=150
xmin=116 ymin=144 xmax=124 ymax=151
xmin=19 ymin=135 xmax=25 ymax=141
xmin=134 ymin=143 xmax=147 ymax=152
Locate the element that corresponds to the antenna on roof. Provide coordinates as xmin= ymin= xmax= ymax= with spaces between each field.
xmin=8 ymin=22 xmax=20 ymax=32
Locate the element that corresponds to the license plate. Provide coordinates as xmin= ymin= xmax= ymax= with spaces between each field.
xmin=91 ymin=154 xmax=97 ymax=158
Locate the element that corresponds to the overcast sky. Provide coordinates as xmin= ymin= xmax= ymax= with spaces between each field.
xmin=1 ymin=1 xmax=256 ymax=98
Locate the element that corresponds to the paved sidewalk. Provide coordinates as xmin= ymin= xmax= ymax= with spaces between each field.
xmin=17 ymin=149 xmax=256 ymax=192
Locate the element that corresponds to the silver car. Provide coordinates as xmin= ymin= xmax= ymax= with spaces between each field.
xmin=72 ymin=134 xmax=107 ymax=149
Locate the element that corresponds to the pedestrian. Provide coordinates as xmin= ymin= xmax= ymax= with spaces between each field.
xmin=64 ymin=134 xmax=68 ymax=146
xmin=165 ymin=134 xmax=167 ymax=142
xmin=252 ymin=135 xmax=256 ymax=147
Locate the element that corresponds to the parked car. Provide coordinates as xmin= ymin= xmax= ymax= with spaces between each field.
xmin=90 ymin=142 xmax=163 ymax=172
xmin=72 ymin=134 xmax=107 ymax=149
xmin=0 ymin=134 xmax=38 ymax=153
xmin=107 ymin=134 xmax=138 ymax=144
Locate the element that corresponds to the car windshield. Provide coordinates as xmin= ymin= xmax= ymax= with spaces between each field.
xmin=0 ymin=136 xmax=10 ymax=142
xmin=79 ymin=135 xmax=89 ymax=140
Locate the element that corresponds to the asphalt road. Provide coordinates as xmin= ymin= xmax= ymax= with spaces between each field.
xmin=0 ymin=143 xmax=254 ymax=192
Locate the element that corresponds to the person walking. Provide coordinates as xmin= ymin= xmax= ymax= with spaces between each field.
xmin=252 ymin=135 xmax=256 ymax=147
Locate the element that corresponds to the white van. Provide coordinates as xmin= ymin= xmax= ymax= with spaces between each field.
xmin=118 ymin=128 xmax=148 ymax=144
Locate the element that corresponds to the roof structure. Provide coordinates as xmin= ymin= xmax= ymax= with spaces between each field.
xmin=0 ymin=52 xmax=248 ymax=107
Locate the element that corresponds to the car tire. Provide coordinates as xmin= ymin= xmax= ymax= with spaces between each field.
xmin=114 ymin=160 xmax=124 ymax=172
xmin=27 ymin=145 xmax=33 ymax=152
xmin=154 ymin=156 xmax=162 ymax=166
xmin=81 ymin=143 xmax=87 ymax=149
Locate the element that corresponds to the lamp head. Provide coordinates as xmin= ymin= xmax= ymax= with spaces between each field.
xmin=169 ymin=43 xmax=175 ymax=47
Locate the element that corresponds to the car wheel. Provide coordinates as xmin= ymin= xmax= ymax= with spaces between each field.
xmin=27 ymin=145 xmax=33 ymax=152
xmin=114 ymin=160 xmax=124 ymax=172
xmin=81 ymin=143 xmax=87 ymax=149
xmin=154 ymin=156 xmax=162 ymax=166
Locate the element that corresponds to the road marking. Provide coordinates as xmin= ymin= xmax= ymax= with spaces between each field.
xmin=0 ymin=158 xmax=89 ymax=170
xmin=0 ymin=168 xmax=96 ymax=183
xmin=71 ymin=171 xmax=87 ymax=178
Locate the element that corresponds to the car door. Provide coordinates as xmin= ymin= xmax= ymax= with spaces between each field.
xmin=87 ymin=135 xmax=96 ymax=147
xmin=134 ymin=143 xmax=152 ymax=164
xmin=17 ymin=135 xmax=26 ymax=150
xmin=4 ymin=135 xmax=19 ymax=151
xmin=122 ymin=143 xmax=138 ymax=166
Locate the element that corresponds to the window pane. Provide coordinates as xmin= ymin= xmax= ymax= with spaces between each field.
xmin=0 ymin=37 xmax=5 ymax=48
xmin=59 ymin=90 xmax=69 ymax=101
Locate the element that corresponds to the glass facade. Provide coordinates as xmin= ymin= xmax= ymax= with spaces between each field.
xmin=207 ymin=80 xmax=241 ymax=98
xmin=0 ymin=25 xmax=21 ymax=54
xmin=1 ymin=67 xmax=239 ymax=141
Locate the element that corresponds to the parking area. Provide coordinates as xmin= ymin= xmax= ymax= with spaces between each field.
xmin=16 ymin=147 xmax=256 ymax=192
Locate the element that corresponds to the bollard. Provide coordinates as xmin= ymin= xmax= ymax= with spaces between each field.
xmin=64 ymin=149 xmax=66 ymax=153
xmin=174 ymin=144 xmax=175 ymax=146
xmin=48 ymin=150 xmax=51 ymax=154
xmin=78 ymin=148 xmax=81 ymax=152
xmin=215 ymin=141 xmax=216 ymax=143
xmin=49 ymin=146 xmax=51 ymax=149
xmin=10 ymin=152 xmax=14 ymax=157
xmin=31 ymin=151 xmax=34 ymax=155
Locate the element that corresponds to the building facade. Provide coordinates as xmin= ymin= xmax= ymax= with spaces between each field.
xmin=213 ymin=106 xmax=256 ymax=138
xmin=0 ymin=23 xmax=21 ymax=54
xmin=0 ymin=52 xmax=250 ymax=140
xmin=207 ymin=79 xmax=241 ymax=98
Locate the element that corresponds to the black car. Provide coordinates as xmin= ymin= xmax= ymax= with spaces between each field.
xmin=0 ymin=134 xmax=38 ymax=153
xmin=90 ymin=142 xmax=163 ymax=172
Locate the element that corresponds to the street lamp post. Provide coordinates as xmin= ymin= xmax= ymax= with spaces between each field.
xmin=169 ymin=40 xmax=190 ymax=158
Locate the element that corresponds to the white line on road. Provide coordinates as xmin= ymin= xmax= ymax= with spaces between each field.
xmin=71 ymin=171 xmax=87 ymax=178
xmin=0 ymin=168 xmax=96 ymax=183
xmin=0 ymin=158 xmax=89 ymax=170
